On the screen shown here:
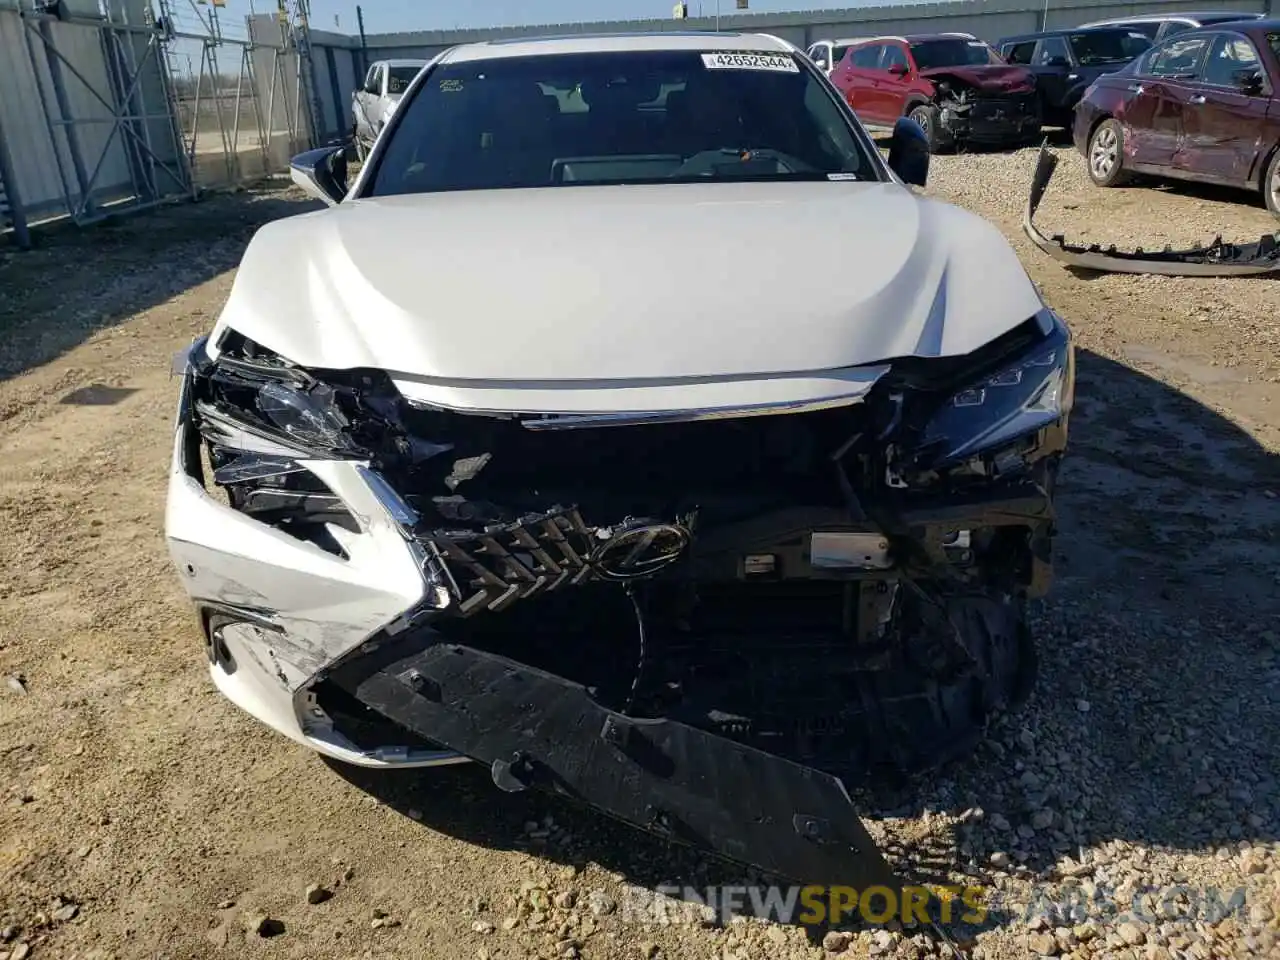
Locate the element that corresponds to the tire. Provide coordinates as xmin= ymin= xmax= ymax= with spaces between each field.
xmin=1086 ymin=117 xmax=1132 ymax=187
xmin=908 ymin=103 xmax=943 ymax=154
xmin=1263 ymin=147 xmax=1280 ymax=218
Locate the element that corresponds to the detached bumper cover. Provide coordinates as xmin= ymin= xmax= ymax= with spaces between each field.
xmin=1023 ymin=146 xmax=1280 ymax=277
xmin=333 ymin=636 xmax=901 ymax=890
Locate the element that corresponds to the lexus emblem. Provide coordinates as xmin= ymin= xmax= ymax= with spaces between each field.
xmin=590 ymin=521 xmax=690 ymax=581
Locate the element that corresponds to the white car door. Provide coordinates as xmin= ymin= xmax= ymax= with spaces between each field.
xmin=353 ymin=64 xmax=383 ymax=141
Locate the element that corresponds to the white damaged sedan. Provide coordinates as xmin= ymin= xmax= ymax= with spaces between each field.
xmin=166 ymin=31 xmax=1072 ymax=889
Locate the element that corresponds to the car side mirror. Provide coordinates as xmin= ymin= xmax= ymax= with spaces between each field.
xmin=887 ymin=62 xmax=909 ymax=76
xmin=887 ymin=115 xmax=930 ymax=187
xmin=1045 ymin=56 xmax=1070 ymax=67
xmin=290 ymin=145 xmax=348 ymax=206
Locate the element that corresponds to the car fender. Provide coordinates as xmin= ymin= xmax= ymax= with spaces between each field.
xmin=903 ymin=93 xmax=932 ymax=114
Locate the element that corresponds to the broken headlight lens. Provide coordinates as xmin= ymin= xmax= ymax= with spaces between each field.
xmin=915 ymin=310 xmax=1073 ymax=468
xmin=192 ymin=337 xmax=371 ymax=460
xmin=256 ymin=380 xmax=353 ymax=451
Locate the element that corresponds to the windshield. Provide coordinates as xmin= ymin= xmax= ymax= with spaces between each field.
xmin=1069 ymin=30 xmax=1151 ymax=64
xmin=909 ymin=38 xmax=1002 ymax=69
xmin=387 ymin=65 xmax=424 ymax=94
xmin=367 ymin=50 xmax=876 ymax=196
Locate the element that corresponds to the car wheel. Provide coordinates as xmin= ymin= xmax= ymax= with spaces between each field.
xmin=1263 ymin=147 xmax=1280 ymax=217
xmin=1087 ymin=118 xmax=1131 ymax=187
xmin=908 ymin=103 xmax=943 ymax=153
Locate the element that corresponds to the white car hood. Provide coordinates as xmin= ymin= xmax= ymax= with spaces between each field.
xmin=213 ymin=181 xmax=1043 ymax=413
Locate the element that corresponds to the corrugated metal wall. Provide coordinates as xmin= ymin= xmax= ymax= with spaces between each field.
xmin=0 ymin=0 xmax=188 ymax=240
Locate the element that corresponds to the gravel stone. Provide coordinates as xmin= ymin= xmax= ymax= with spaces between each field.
xmin=821 ymin=930 xmax=854 ymax=953
xmin=51 ymin=903 xmax=78 ymax=922
xmin=1119 ymin=922 xmax=1147 ymax=946
xmin=554 ymin=890 xmax=577 ymax=909
xmin=1027 ymin=931 xmax=1059 ymax=955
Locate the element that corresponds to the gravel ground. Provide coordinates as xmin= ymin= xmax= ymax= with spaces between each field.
xmin=0 ymin=143 xmax=1278 ymax=960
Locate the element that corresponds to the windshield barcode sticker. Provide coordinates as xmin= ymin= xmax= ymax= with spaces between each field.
xmin=701 ymin=51 xmax=799 ymax=73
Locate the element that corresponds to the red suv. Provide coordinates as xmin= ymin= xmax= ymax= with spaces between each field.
xmin=829 ymin=33 xmax=1041 ymax=150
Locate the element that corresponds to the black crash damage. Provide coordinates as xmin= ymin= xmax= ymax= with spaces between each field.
xmin=318 ymin=477 xmax=1047 ymax=890
xmin=191 ymin=330 xmax=1065 ymax=890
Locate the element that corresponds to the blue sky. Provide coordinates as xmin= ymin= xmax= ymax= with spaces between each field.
xmin=187 ymin=0 xmax=926 ymax=37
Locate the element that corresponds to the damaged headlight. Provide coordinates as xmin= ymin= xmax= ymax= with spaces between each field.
xmin=182 ymin=332 xmax=451 ymax=551
xmin=192 ymin=339 xmax=371 ymax=460
xmin=914 ymin=309 xmax=1073 ymax=470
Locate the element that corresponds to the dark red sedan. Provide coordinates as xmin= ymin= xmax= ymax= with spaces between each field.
xmin=1072 ymin=18 xmax=1280 ymax=216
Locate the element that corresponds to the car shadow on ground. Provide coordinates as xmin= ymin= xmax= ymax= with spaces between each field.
xmin=0 ymin=183 xmax=322 ymax=384
xmin=1100 ymin=175 xmax=1275 ymax=219
xmin=327 ymin=347 xmax=1280 ymax=950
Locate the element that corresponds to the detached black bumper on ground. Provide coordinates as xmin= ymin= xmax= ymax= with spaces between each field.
xmin=1023 ymin=146 xmax=1280 ymax=277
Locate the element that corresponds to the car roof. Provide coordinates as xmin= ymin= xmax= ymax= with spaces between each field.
xmin=382 ymin=59 xmax=428 ymax=67
xmin=1000 ymin=25 xmax=1151 ymax=42
xmin=896 ymin=32 xmax=983 ymax=43
xmin=440 ymin=31 xmax=793 ymax=63
xmin=1081 ymin=11 xmax=1264 ymax=26
xmin=808 ymin=37 xmax=875 ymax=47
xmin=1183 ymin=17 xmax=1280 ymax=36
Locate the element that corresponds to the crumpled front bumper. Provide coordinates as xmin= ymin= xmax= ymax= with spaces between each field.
xmin=331 ymin=636 xmax=901 ymax=890
xmin=942 ymin=96 xmax=1041 ymax=146
xmin=162 ymin=338 xmax=1052 ymax=889
xmin=164 ymin=347 xmax=466 ymax=768
xmin=163 ymin=346 xmax=906 ymax=887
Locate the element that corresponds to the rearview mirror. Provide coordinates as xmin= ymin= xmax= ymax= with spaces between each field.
xmin=887 ymin=115 xmax=930 ymax=187
xmin=887 ymin=62 xmax=909 ymax=76
xmin=290 ymin=146 xmax=348 ymax=206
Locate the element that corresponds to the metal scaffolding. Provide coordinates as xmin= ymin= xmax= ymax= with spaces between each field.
xmin=10 ymin=1 xmax=191 ymax=228
xmin=0 ymin=0 xmax=321 ymax=242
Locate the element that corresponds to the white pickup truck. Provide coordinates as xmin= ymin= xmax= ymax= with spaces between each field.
xmin=351 ymin=58 xmax=428 ymax=155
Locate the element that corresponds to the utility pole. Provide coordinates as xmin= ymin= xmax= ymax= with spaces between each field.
xmin=356 ymin=4 xmax=369 ymax=79
xmin=715 ymin=0 xmax=720 ymax=31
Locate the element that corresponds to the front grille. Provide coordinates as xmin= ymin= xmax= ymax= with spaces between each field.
xmin=426 ymin=505 xmax=603 ymax=616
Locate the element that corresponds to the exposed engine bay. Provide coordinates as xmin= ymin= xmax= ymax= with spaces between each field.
xmin=1024 ymin=146 xmax=1280 ymax=277
xmin=924 ymin=73 xmax=1041 ymax=150
xmin=172 ymin=312 xmax=1072 ymax=886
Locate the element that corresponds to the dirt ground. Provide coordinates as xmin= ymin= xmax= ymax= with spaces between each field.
xmin=1 ymin=145 xmax=1278 ymax=960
